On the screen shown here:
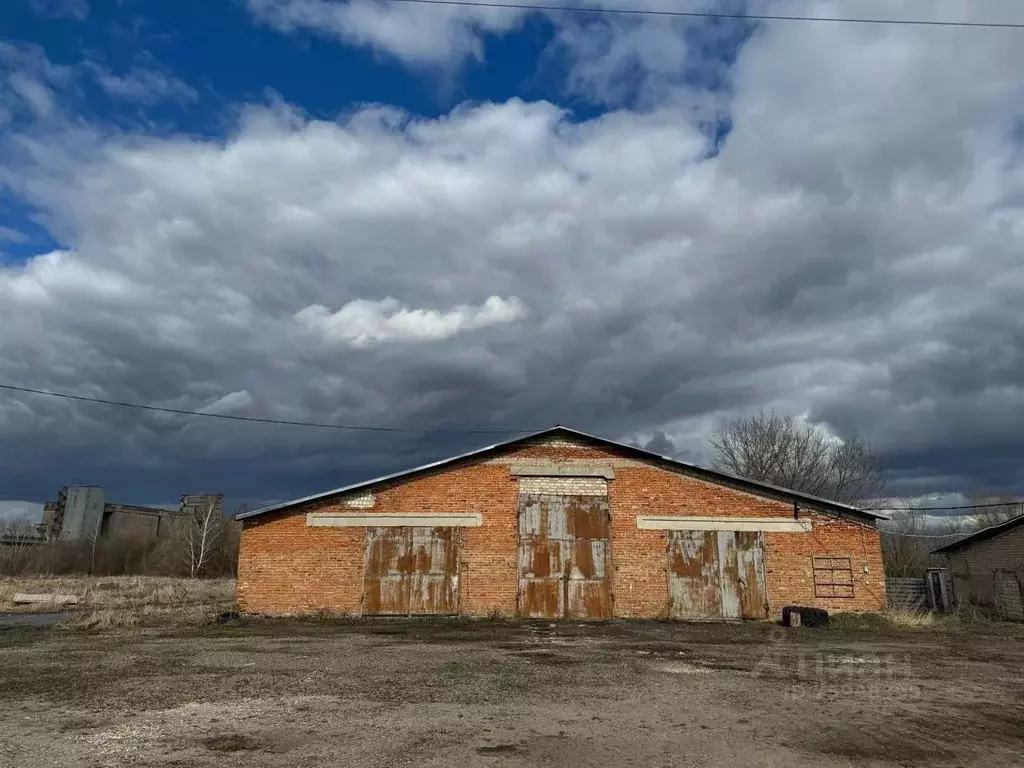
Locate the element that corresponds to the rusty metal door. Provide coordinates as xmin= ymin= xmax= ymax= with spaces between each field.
xmin=734 ymin=531 xmax=767 ymax=619
xmin=668 ymin=530 xmax=766 ymax=620
xmin=667 ymin=530 xmax=721 ymax=619
xmin=363 ymin=526 xmax=460 ymax=616
xmin=518 ymin=494 xmax=612 ymax=620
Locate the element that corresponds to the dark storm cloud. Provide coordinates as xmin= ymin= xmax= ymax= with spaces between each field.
xmin=5 ymin=2 xmax=1024 ymax=510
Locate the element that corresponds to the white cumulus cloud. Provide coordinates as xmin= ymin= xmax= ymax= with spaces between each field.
xmin=4 ymin=2 xmax=1024 ymax=503
xmin=295 ymin=295 xmax=526 ymax=347
xmin=248 ymin=0 xmax=529 ymax=65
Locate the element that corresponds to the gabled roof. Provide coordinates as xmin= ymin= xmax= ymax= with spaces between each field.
xmin=931 ymin=513 xmax=1024 ymax=554
xmin=238 ymin=425 xmax=883 ymax=523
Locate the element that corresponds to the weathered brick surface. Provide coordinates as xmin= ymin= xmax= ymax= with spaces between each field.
xmin=237 ymin=436 xmax=886 ymax=617
xmin=517 ymin=476 xmax=608 ymax=495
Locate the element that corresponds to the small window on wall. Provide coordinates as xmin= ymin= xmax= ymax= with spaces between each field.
xmin=813 ymin=556 xmax=855 ymax=598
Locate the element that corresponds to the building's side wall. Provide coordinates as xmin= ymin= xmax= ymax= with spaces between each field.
xmin=946 ymin=526 xmax=1024 ymax=607
xmin=102 ymin=505 xmax=190 ymax=540
xmin=104 ymin=507 xmax=161 ymax=539
xmin=237 ymin=437 xmax=886 ymax=617
xmin=60 ymin=486 xmax=106 ymax=541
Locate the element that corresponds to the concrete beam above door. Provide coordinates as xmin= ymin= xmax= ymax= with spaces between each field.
xmin=636 ymin=516 xmax=812 ymax=533
xmin=307 ymin=513 xmax=483 ymax=527
xmin=509 ymin=464 xmax=616 ymax=479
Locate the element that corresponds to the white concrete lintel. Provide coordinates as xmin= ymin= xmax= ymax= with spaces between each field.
xmin=509 ymin=464 xmax=615 ymax=479
xmin=636 ymin=516 xmax=812 ymax=533
xmin=307 ymin=513 xmax=482 ymax=528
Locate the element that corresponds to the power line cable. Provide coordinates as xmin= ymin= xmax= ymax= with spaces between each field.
xmin=4 ymin=384 xmax=1024 ymax=508
xmin=0 ymin=383 xmax=536 ymax=435
xmin=382 ymin=0 xmax=1024 ymax=30
xmin=869 ymin=500 xmax=1024 ymax=513
xmin=879 ymin=530 xmax=974 ymax=539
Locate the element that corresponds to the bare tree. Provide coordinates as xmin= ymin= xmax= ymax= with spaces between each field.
xmin=877 ymin=497 xmax=972 ymax=577
xmin=938 ymin=513 xmax=970 ymax=537
xmin=184 ymin=500 xmax=223 ymax=578
xmin=710 ymin=411 xmax=884 ymax=505
xmin=0 ymin=520 xmax=44 ymax=576
xmin=969 ymin=494 xmax=1024 ymax=531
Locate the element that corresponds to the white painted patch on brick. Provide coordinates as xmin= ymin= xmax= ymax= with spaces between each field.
xmin=343 ymin=492 xmax=375 ymax=508
xmin=510 ymin=464 xmax=615 ymax=479
xmin=518 ymin=477 xmax=608 ymax=496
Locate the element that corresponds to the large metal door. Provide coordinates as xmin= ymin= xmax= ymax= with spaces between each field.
xmin=363 ymin=526 xmax=460 ymax=616
xmin=668 ymin=530 xmax=767 ymax=620
xmin=518 ymin=494 xmax=612 ymax=620
xmin=667 ymin=530 xmax=721 ymax=618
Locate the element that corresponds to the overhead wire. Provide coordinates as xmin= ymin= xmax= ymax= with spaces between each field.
xmin=3 ymin=384 xmax=1022 ymax=526
xmin=0 ymin=382 xmax=537 ymax=435
xmin=869 ymin=500 xmax=1024 ymax=512
xmin=381 ymin=0 xmax=1024 ymax=30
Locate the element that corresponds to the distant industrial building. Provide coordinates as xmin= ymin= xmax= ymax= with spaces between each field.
xmin=38 ymin=487 xmax=223 ymax=543
xmin=179 ymin=494 xmax=225 ymax=524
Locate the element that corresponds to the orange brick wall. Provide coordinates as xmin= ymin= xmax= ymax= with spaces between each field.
xmin=237 ymin=438 xmax=886 ymax=617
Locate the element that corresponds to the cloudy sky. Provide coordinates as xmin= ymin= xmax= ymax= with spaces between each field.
xmin=2 ymin=0 xmax=1024 ymax=521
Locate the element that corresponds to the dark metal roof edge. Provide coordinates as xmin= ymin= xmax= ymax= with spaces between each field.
xmin=236 ymin=428 xmax=549 ymax=520
xmin=931 ymin=512 xmax=1024 ymax=554
xmin=238 ymin=425 xmax=882 ymax=522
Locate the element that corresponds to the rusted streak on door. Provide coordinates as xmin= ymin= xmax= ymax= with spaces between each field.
xmin=518 ymin=495 xmax=567 ymax=619
xmin=523 ymin=580 xmax=561 ymax=618
xmin=668 ymin=529 xmax=767 ymax=620
xmin=363 ymin=526 xmax=411 ymax=616
xmin=567 ymin=496 xmax=607 ymax=540
xmin=736 ymin=531 xmax=768 ymax=619
xmin=668 ymin=530 xmax=721 ymax=619
xmin=530 ymin=539 xmax=554 ymax=577
xmin=408 ymin=526 xmax=459 ymax=615
xmin=518 ymin=493 xmax=612 ymax=620
xmin=364 ymin=526 xmax=460 ymax=616
xmin=717 ymin=532 xmax=742 ymax=619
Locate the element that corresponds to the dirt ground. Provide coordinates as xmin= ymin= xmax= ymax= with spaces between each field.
xmin=1 ymin=618 xmax=1023 ymax=768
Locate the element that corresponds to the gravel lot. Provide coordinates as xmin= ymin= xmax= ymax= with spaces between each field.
xmin=1 ymin=618 xmax=1022 ymax=767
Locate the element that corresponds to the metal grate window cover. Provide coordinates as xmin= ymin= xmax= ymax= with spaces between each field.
xmin=813 ymin=555 xmax=855 ymax=598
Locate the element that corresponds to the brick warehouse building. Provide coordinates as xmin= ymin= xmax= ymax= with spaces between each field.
xmin=236 ymin=426 xmax=886 ymax=619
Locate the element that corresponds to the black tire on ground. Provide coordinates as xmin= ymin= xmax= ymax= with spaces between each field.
xmin=782 ymin=606 xmax=829 ymax=627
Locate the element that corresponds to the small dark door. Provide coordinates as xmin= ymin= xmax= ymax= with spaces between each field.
xmin=928 ymin=569 xmax=946 ymax=612
xmin=668 ymin=530 xmax=767 ymax=620
xmin=363 ymin=526 xmax=460 ymax=616
xmin=518 ymin=494 xmax=612 ymax=619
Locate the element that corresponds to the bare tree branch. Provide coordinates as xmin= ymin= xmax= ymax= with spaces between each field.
xmin=710 ymin=411 xmax=884 ymax=505
xmin=969 ymin=494 xmax=1024 ymax=531
xmin=184 ymin=500 xmax=223 ymax=578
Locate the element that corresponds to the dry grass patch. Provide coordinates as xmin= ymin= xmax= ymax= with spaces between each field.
xmin=886 ymin=608 xmax=944 ymax=628
xmin=0 ymin=576 xmax=235 ymax=627
xmin=829 ymin=605 xmax=1000 ymax=632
